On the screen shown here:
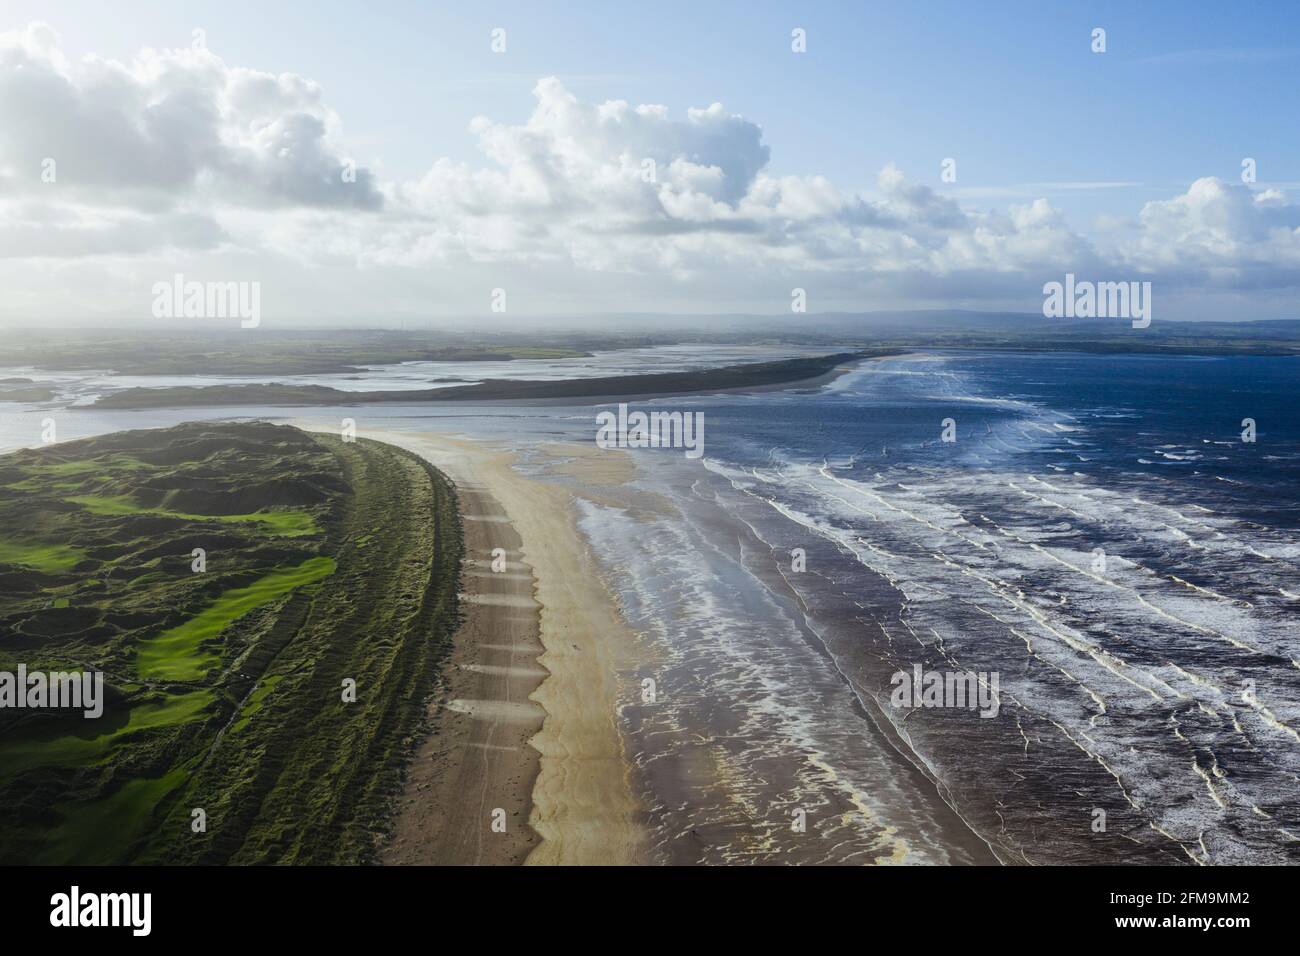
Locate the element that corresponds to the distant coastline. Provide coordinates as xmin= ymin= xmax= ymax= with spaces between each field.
xmin=91 ymin=350 xmax=894 ymax=409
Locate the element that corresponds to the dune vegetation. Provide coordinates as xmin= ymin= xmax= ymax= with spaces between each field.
xmin=0 ymin=421 xmax=461 ymax=864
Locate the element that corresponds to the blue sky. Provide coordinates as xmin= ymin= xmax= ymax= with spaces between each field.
xmin=2 ymin=1 xmax=1298 ymax=323
xmin=15 ymin=1 xmax=1298 ymax=206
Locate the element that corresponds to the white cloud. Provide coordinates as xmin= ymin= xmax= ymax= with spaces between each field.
xmin=385 ymin=85 xmax=1098 ymax=281
xmin=0 ymin=22 xmax=381 ymax=213
xmin=1 ymin=23 xmax=1298 ymax=320
xmin=0 ymin=200 xmax=226 ymax=258
xmin=1118 ymin=177 xmax=1300 ymax=282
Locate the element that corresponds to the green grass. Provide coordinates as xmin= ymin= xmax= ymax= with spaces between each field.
xmin=0 ymin=689 xmax=213 ymax=775
xmin=65 ymin=494 xmax=161 ymax=516
xmin=484 ymin=346 xmax=585 ymax=358
xmin=51 ymin=455 xmax=148 ymax=474
xmin=34 ymin=457 xmax=138 ymax=477
xmin=67 ymin=494 xmax=319 ymax=536
xmin=232 ymin=674 xmax=284 ymax=733
xmin=136 ymin=557 xmax=337 ymax=681
xmin=36 ymin=769 xmax=189 ymax=866
xmin=0 ymin=422 xmax=460 ymax=865
xmin=220 ymin=510 xmax=319 ymax=536
xmin=2 ymin=456 xmax=149 ymax=490
xmin=128 ymin=571 xmax=170 ymax=587
xmin=0 ymin=540 xmax=85 ymax=572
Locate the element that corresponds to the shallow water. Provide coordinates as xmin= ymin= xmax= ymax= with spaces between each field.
xmin=597 ymin=352 xmax=1300 ymax=863
xmin=0 ymin=344 xmax=830 ymax=406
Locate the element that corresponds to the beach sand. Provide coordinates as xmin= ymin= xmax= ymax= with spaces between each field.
xmin=380 ymin=469 xmax=544 ymax=865
xmin=303 ymin=403 xmax=990 ymax=867
xmin=361 ymin=430 xmax=649 ymax=866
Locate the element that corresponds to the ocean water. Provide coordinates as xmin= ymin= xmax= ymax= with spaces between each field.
xmin=576 ymin=352 xmax=1300 ymax=864
xmin=2 ymin=349 xmax=1296 ymax=864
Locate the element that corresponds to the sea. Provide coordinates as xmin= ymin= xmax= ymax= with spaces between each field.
xmin=2 ymin=349 xmax=1296 ymax=864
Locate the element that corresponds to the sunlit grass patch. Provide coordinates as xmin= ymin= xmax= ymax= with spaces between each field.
xmin=136 ymin=557 xmax=336 ymax=681
xmin=67 ymin=494 xmax=319 ymax=536
xmin=221 ymin=509 xmax=318 ymax=536
xmin=0 ymin=689 xmax=213 ymax=776
xmin=232 ymin=674 xmax=285 ymax=733
xmin=0 ymin=540 xmax=85 ymax=572
xmin=2 ymin=455 xmax=149 ymax=489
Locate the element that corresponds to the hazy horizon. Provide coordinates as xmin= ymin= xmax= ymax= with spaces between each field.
xmin=3 ymin=309 xmax=1298 ymax=338
xmin=2 ymin=1 xmax=1299 ymax=327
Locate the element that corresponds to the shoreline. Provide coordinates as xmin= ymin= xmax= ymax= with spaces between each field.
xmin=500 ymin=350 xmax=896 ymax=406
xmin=89 ymin=351 xmax=886 ymax=409
xmin=357 ymin=428 xmax=649 ymax=866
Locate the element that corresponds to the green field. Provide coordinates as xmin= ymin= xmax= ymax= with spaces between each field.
xmin=0 ymin=422 xmax=462 ymax=864
xmin=67 ymin=494 xmax=319 ymax=536
xmin=0 ymin=690 xmax=212 ymax=776
xmin=136 ymin=557 xmax=336 ymax=681
xmin=1 ymin=328 xmax=591 ymax=375
xmin=231 ymin=674 xmax=284 ymax=734
xmin=38 ymin=770 xmax=191 ymax=866
xmin=0 ymin=540 xmax=85 ymax=572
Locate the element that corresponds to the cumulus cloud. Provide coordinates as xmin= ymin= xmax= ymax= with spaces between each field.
xmin=3 ymin=22 xmax=1298 ymax=319
xmin=384 ymin=80 xmax=1100 ymax=281
xmin=0 ymin=22 xmax=381 ymax=211
xmin=1117 ymin=177 xmax=1300 ymax=284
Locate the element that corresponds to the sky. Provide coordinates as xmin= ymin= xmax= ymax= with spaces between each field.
xmin=1 ymin=0 xmax=1299 ymax=327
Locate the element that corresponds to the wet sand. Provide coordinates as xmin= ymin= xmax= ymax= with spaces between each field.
xmin=381 ymin=473 xmax=545 ymax=864
xmin=319 ymin=423 xmax=995 ymax=866
xmin=363 ymin=430 xmax=649 ymax=866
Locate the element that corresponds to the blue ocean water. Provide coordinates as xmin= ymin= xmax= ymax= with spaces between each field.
xmin=698 ymin=352 xmax=1298 ymax=520
xmin=598 ymin=352 xmax=1300 ymax=863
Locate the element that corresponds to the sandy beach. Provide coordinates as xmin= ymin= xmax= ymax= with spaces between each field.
xmin=358 ymin=429 xmax=649 ymax=866
xmin=340 ymin=422 xmax=983 ymax=867
xmin=380 ymin=467 xmax=544 ymax=865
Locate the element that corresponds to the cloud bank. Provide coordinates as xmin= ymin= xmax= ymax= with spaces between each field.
xmin=1 ymin=23 xmax=1297 ymax=320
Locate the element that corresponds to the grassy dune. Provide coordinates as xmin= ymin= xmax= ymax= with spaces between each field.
xmin=67 ymin=495 xmax=321 ymax=536
xmin=135 ymin=557 xmax=337 ymax=681
xmin=0 ymin=689 xmax=213 ymax=776
xmin=0 ymin=541 xmax=85 ymax=573
xmin=0 ymin=422 xmax=461 ymax=864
